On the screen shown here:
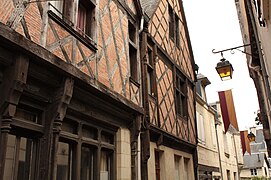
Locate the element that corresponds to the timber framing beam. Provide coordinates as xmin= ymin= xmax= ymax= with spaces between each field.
xmin=0 ymin=22 xmax=143 ymax=116
xmin=0 ymin=54 xmax=29 ymax=180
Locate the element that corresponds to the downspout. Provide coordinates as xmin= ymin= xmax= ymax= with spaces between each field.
xmin=215 ymin=120 xmax=224 ymax=180
xmin=232 ymin=133 xmax=240 ymax=179
xmin=245 ymin=0 xmax=271 ymax=156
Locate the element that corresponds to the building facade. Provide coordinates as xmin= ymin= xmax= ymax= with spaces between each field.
xmin=196 ymin=74 xmax=221 ymax=180
xmin=211 ymin=101 xmax=243 ymax=180
xmin=235 ymin=0 xmax=271 ymax=156
xmin=140 ymin=0 xmax=197 ymax=179
xmin=0 ymin=0 xmax=197 ymax=180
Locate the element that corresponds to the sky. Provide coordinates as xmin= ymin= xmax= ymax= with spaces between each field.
xmin=182 ymin=0 xmax=259 ymax=130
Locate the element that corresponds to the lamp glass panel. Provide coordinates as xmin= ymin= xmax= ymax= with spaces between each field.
xmin=216 ymin=66 xmax=232 ymax=79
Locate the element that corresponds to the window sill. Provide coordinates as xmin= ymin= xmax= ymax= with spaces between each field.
xmin=48 ymin=10 xmax=97 ymax=52
xmin=129 ymin=77 xmax=140 ymax=87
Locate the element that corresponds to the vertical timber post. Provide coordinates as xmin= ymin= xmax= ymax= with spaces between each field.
xmin=140 ymin=21 xmax=150 ymax=180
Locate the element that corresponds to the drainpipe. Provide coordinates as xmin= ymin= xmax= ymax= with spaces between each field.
xmin=215 ymin=120 xmax=224 ymax=180
xmin=232 ymin=133 xmax=240 ymax=180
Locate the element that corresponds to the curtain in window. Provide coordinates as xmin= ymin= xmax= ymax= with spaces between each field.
xmin=77 ymin=3 xmax=87 ymax=35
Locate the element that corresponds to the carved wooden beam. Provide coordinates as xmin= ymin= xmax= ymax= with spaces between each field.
xmin=0 ymin=54 xmax=29 ymax=180
xmin=38 ymin=77 xmax=74 ymax=180
xmin=53 ymin=77 xmax=74 ymax=133
xmin=0 ymin=54 xmax=29 ymax=115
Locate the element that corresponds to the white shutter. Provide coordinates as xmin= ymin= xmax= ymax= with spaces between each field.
xmin=200 ymin=114 xmax=205 ymax=143
xmin=211 ymin=123 xmax=217 ymax=148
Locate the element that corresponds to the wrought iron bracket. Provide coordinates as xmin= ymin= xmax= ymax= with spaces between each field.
xmin=212 ymin=44 xmax=252 ymax=57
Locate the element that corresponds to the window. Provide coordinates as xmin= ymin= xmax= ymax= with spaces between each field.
xmin=76 ymin=0 xmax=95 ymax=39
xmin=15 ymin=103 xmax=43 ymax=125
xmin=168 ymin=4 xmax=180 ymax=47
xmin=175 ymin=14 xmax=180 ymax=48
xmin=49 ymin=0 xmax=95 ymax=39
xmin=81 ymin=146 xmax=95 ymax=180
xmin=233 ymin=172 xmax=237 ymax=180
xmin=49 ymin=0 xmax=64 ymax=18
xmin=155 ymin=150 xmax=161 ymax=180
xmin=226 ymin=170 xmax=230 ymax=180
xmin=100 ymin=149 xmax=113 ymax=179
xmin=168 ymin=5 xmax=174 ymax=39
xmin=196 ymin=112 xmax=205 ymax=143
xmin=174 ymin=156 xmax=181 ymax=180
xmin=175 ymin=74 xmax=187 ymax=118
xmin=250 ymin=168 xmax=257 ymax=176
xmin=56 ymin=141 xmax=74 ymax=180
xmin=49 ymin=0 xmax=72 ymax=24
xmin=147 ymin=46 xmax=155 ymax=96
xmin=184 ymin=158 xmax=190 ymax=180
xmin=223 ymin=133 xmax=229 ymax=157
xmin=4 ymin=134 xmax=38 ymax=180
xmin=211 ymin=122 xmax=217 ymax=148
xmin=57 ymin=119 xmax=115 ymax=180
xmin=129 ymin=21 xmax=138 ymax=82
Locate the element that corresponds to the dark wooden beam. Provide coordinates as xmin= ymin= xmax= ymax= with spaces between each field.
xmin=140 ymin=26 xmax=150 ymax=180
xmin=38 ymin=77 xmax=74 ymax=180
xmin=0 ymin=22 xmax=143 ymax=115
xmin=0 ymin=54 xmax=29 ymax=180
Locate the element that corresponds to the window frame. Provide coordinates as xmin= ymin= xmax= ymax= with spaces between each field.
xmin=47 ymin=0 xmax=97 ymax=51
xmin=147 ymin=45 xmax=155 ymax=96
xmin=175 ymin=72 xmax=188 ymax=119
xmin=76 ymin=0 xmax=96 ymax=39
xmin=57 ymin=118 xmax=116 ymax=180
xmin=128 ymin=21 xmax=139 ymax=82
xmin=4 ymin=134 xmax=39 ymax=180
xmin=168 ymin=5 xmax=174 ymax=40
xmin=168 ymin=4 xmax=181 ymax=48
xmin=155 ymin=150 xmax=161 ymax=180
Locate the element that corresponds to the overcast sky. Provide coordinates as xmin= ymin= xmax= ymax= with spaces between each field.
xmin=182 ymin=0 xmax=259 ymax=130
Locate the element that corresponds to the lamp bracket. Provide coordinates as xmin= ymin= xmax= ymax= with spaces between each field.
xmin=212 ymin=44 xmax=251 ymax=55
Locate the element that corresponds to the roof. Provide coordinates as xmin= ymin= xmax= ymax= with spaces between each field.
xmin=140 ymin=0 xmax=160 ymax=19
xmin=243 ymin=153 xmax=265 ymax=168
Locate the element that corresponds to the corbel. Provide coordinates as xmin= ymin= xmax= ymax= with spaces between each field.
xmin=0 ymin=54 xmax=29 ymax=130
xmin=0 ymin=54 xmax=29 ymax=180
xmin=156 ymin=133 xmax=163 ymax=147
xmin=52 ymin=77 xmax=74 ymax=133
xmin=47 ymin=77 xmax=74 ymax=180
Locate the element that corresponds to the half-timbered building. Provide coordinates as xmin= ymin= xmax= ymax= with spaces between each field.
xmin=140 ymin=0 xmax=198 ymax=179
xmin=0 ymin=0 xmax=197 ymax=179
xmin=0 ymin=0 xmax=143 ymax=179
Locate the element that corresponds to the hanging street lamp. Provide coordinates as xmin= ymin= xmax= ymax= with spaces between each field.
xmin=247 ymin=131 xmax=256 ymax=142
xmin=212 ymin=44 xmax=251 ymax=80
xmin=215 ymin=57 xmax=234 ymax=81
